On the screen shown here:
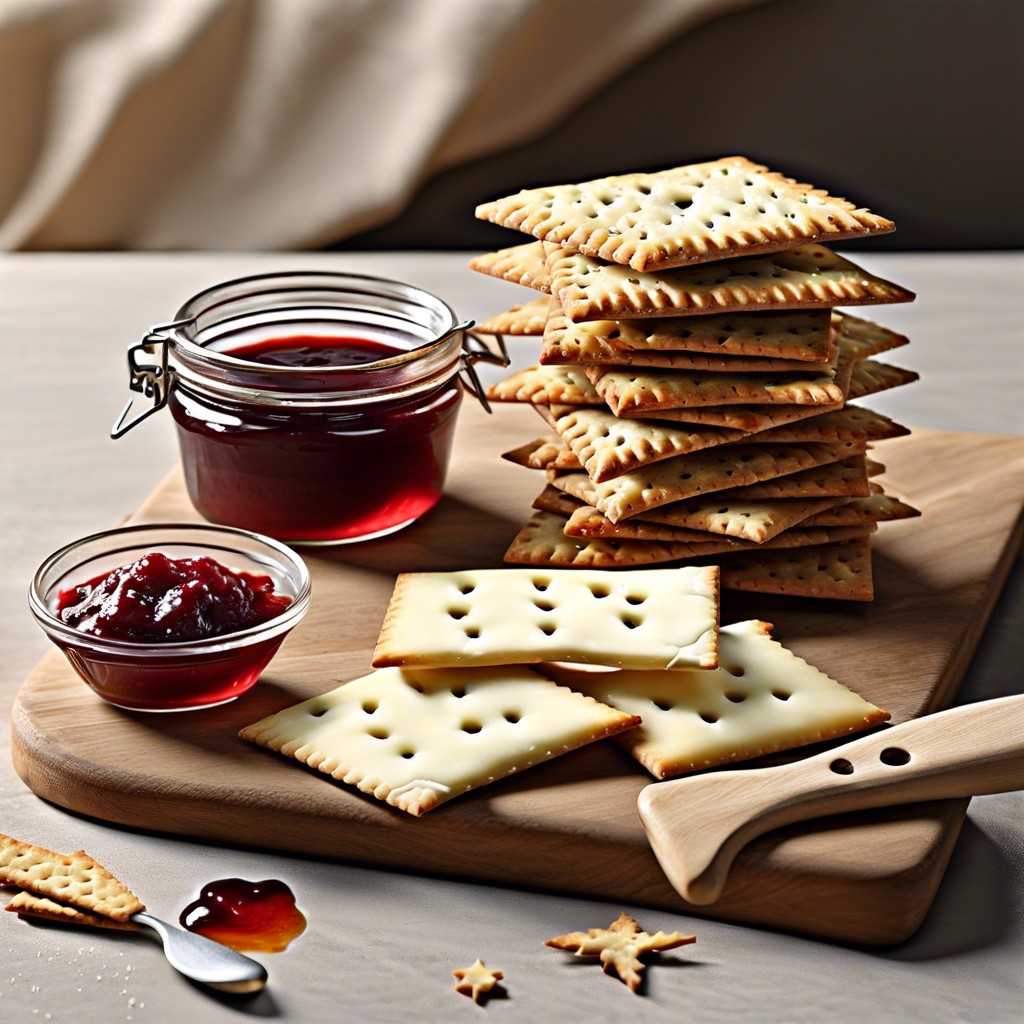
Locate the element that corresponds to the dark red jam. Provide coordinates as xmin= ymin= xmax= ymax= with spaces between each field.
xmin=170 ymin=333 xmax=462 ymax=543
xmin=226 ymin=333 xmax=389 ymax=368
xmin=180 ymin=878 xmax=307 ymax=953
xmin=56 ymin=552 xmax=291 ymax=643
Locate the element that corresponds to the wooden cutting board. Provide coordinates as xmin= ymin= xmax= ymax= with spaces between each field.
xmin=11 ymin=409 xmax=1024 ymax=945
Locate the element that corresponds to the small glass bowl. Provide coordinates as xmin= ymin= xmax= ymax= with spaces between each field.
xmin=29 ymin=524 xmax=311 ymax=712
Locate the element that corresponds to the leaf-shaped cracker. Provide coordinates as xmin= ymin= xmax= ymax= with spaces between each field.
xmin=476 ymin=156 xmax=894 ymax=271
xmin=544 ymin=911 xmax=695 ymax=992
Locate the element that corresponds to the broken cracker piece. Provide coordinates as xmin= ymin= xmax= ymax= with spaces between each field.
xmin=544 ymin=911 xmax=695 ymax=993
xmin=452 ymin=959 xmax=504 ymax=1003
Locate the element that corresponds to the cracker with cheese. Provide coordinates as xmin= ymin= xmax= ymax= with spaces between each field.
xmin=539 ymin=620 xmax=889 ymax=777
xmin=372 ymin=567 xmax=719 ymax=671
xmin=239 ymin=666 xmax=640 ymax=816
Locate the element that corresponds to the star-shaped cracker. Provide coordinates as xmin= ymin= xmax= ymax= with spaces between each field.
xmin=544 ymin=912 xmax=695 ymax=993
xmin=452 ymin=959 xmax=504 ymax=1003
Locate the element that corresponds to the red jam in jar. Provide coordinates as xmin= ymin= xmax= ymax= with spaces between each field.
xmin=118 ymin=273 xmax=489 ymax=545
xmin=180 ymin=878 xmax=307 ymax=953
xmin=56 ymin=552 xmax=292 ymax=643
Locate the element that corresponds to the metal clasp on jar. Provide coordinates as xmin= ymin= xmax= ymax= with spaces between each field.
xmin=460 ymin=328 xmax=510 ymax=413
xmin=110 ymin=318 xmax=193 ymax=439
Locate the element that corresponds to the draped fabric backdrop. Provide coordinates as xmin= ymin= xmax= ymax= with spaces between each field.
xmin=0 ymin=0 xmax=757 ymax=250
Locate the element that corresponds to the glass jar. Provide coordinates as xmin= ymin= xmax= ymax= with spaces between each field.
xmin=113 ymin=272 xmax=504 ymax=544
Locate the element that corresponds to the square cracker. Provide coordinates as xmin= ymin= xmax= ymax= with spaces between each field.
xmin=502 ymin=436 xmax=582 ymax=472
xmin=751 ymin=405 xmax=910 ymax=444
xmin=541 ymin=304 xmax=835 ymax=366
xmin=546 ymin=243 xmax=915 ymax=322
xmin=372 ymin=567 xmax=720 ymax=671
xmin=712 ymin=536 xmax=875 ymax=601
xmin=563 ymin=496 xmax=851 ymax=544
xmin=622 ymin=400 xmax=842 ymax=432
xmin=468 ymin=242 xmax=551 ymax=291
xmin=552 ymin=440 xmax=866 ymax=523
xmin=240 ymin=666 xmax=640 ymax=816
xmin=505 ymin=510 xmax=872 ymax=566
xmin=546 ymin=403 xmax=747 ymax=482
xmin=474 ymin=296 xmax=551 ymax=336
xmin=800 ymin=487 xmax=921 ymax=527
xmin=5 ymin=891 xmax=140 ymax=932
xmin=586 ymin=361 xmax=843 ymax=416
xmin=475 ymin=156 xmax=895 ymax=271
xmin=0 ymin=835 xmax=143 ymax=922
xmin=486 ymin=365 xmax=599 ymax=405
xmin=538 ymin=620 xmax=889 ymax=778
xmin=848 ymin=360 xmax=920 ymax=401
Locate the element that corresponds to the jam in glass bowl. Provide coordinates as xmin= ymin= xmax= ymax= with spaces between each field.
xmin=29 ymin=524 xmax=310 ymax=712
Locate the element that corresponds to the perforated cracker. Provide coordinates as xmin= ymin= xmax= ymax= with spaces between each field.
xmin=476 ymin=157 xmax=895 ymax=272
xmin=541 ymin=306 xmax=834 ymax=365
xmin=547 ymin=403 xmax=746 ymax=482
xmin=0 ymin=835 xmax=143 ymax=922
xmin=721 ymin=455 xmax=872 ymax=499
xmin=539 ymin=620 xmax=889 ymax=778
xmin=5 ymin=892 xmax=141 ymax=932
xmin=562 ymin=493 xmax=848 ymax=543
xmin=504 ymin=510 xmax=737 ymax=567
xmin=468 ymin=242 xmax=551 ymax=291
xmin=486 ymin=365 xmax=600 ymax=405
xmin=751 ymin=405 xmax=910 ymax=443
xmin=554 ymin=441 xmax=865 ymax=522
xmin=587 ymin=362 xmax=843 ymax=416
xmin=372 ymin=567 xmax=720 ymax=671
xmin=714 ymin=536 xmax=875 ymax=600
xmin=848 ymin=360 xmax=920 ymax=401
xmin=502 ymin=436 xmax=581 ymax=472
xmin=546 ymin=244 xmax=915 ymax=322
xmin=833 ymin=311 xmax=909 ymax=361
xmin=474 ymin=296 xmax=551 ymax=336
xmin=800 ymin=487 xmax=921 ymax=527
xmin=239 ymin=666 xmax=640 ymax=816
xmin=621 ymin=401 xmax=840 ymax=431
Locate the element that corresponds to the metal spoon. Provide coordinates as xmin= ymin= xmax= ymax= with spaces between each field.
xmin=133 ymin=911 xmax=268 ymax=993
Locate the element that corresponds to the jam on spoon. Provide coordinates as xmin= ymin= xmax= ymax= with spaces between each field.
xmin=180 ymin=878 xmax=307 ymax=953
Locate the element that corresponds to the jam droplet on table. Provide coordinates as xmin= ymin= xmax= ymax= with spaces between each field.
xmin=180 ymin=879 xmax=307 ymax=953
xmin=56 ymin=552 xmax=292 ymax=643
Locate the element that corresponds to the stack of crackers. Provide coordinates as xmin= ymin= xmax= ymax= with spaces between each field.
xmin=471 ymin=157 xmax=920 ymax=600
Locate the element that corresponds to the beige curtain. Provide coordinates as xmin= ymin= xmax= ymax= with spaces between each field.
xmin=0 ymin=0 xmax=761 ymax=250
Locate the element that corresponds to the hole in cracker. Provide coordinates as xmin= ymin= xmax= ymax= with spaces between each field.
xmin=725 ymin=692 xmax=746 ymax=703
xmin=625 ymin=595 xmax=645 ymax=606
xmin=504 ymin=711 xmax=522 ymax=724
xmin=830 ymin=758 xmax=855 ymax=776
xmin=452 ymin=686 xmax=467 ymax=699
xmin=361 ymin=700 xmax=378 ymax=714
xmin=590 ymin=585 xmax=611 ymax=598
xmin=772 ymin=689 xmax=792 ymax=701
xmin=538 ymin=622 xmax=557 ymax=636
xmin=400 ymin=749 xmax=416 ymax=759
xmin=699 ymin=712 xmax=719 ymax=724
xmin=461 ymin=721 xmax=483 ymax=734
xmin=532 ymin=577 xmax=551 ymax=591
xmin=725 ymin=665 xmax=746 ymax=677
xmin=369 ymin=728 xmax=390 ymax=740
xmin=465 ymin=627 xmax=481 ymax=639
xmin=621 ymin=616 xmax=640 ymax=630
xmin=310 ymin=706 xmax=330 ymax=718
xmin=448 ymin=607 xmax=469 ymax=619
xmin=652 ymin=699 xmax=673 ymax=712
xmin=459 ymin=583 xmax=476 ymax=595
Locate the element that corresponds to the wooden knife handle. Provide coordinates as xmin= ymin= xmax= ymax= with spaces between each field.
xmin=638 ymin=693 xmax=1024 ymax=906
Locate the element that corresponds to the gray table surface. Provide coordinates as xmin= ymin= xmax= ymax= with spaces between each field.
xmin=1 ymin=252 xmax=1022 ymax=1024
